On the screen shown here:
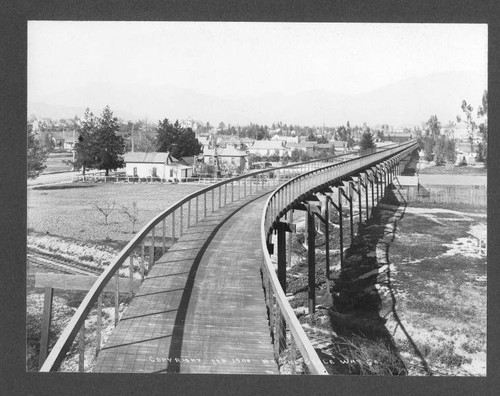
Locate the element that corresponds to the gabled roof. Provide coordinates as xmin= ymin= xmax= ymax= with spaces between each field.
xmin=124 ymin=151 xmax=178 ymax=164
xmin=203 ymin=146 xmax=247 ymax=157
xmin=249 ymin=140 xmax=286 ymax=150
xmin=287 ymin=141 xmax=316 ymax=149
xmin=179 ymin=156 xmax=195 ymax=166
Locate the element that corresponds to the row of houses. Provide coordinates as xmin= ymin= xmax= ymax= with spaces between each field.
xmin=122 ymin=138 xmax=347 ymax=179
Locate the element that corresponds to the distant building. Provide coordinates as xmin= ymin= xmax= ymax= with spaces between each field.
xmin=124 ymin=152 xmax=193 ymax=179
xmin=247 ymin=140 xmax=289 ymax=157
xmin=202 ymin=146 xmax=248 ymax=171
xmin=287 ymin=141 xmax=316 ymax=157
xmin=271 ymin=135 xmax=299 ymax=144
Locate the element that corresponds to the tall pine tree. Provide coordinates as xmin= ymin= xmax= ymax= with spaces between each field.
xmin=92 ymin=106 xmax=125 ymax=175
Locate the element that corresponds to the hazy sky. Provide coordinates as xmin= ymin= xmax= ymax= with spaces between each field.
xmin=28 ymin=22 xmax=487 ymax=101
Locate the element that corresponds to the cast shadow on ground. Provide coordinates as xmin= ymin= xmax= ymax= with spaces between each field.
xmin=328 ymin=181 xmax=433 ymax=375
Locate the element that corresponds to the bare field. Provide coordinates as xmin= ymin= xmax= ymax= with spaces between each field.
xmin=28 ymin=183 xmax=205 ymax=244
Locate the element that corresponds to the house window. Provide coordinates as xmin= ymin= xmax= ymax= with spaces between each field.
xmin=152 ymin=167 xmax=157 ymax=177
xmin=170 ymin=169 xmax=174 ymax=177
xmin=133 ymin=167 xmax=138 ymax=177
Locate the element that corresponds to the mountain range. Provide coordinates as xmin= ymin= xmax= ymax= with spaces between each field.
xmin=28 ymin=71 xmax=486 ymax=127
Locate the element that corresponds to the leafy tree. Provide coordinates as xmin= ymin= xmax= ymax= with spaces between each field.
xmin=73 ymin=108 xmax=98 ymax=175
xmin=27 ymin=123 xmax=48 ymax=179
xmin=457 ymin=101 xmax=477 ymax=152
xmin=290 ymin=148 xmax=301 ymax=162
xmin=92 ymin=106 xmax=125 ymax=176
xmin=477 ymin=90 xmax=488 ymax=164
xmin=359 ymin=131 xmax=375 ymax=151
xmin=316 ymin=135 xmax=328 ymax=144
xmin=156 ymin=119 xmax=201 ymax=158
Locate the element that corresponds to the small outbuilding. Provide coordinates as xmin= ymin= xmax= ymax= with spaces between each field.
xmin=124 ymin=151 xmax=193 ymax=180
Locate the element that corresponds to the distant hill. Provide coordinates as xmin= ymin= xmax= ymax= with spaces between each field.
xmin=28 ymin=71 xmax=486 ymax=126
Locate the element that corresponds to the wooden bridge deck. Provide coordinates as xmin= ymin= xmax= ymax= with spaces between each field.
xmin=93 ymin=189 xmax=279 ymax=374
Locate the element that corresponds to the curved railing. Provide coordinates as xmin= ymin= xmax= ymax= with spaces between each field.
xmin=260 ymin=140 xmax=418 ymax=375
xmin=40 ymin=150 xmax=366 ymax=372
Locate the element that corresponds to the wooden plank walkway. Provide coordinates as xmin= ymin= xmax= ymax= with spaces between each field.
xmin=93 ymin=189 xmax=279 ymax=374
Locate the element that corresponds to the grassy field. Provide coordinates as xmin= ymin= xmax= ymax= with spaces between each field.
xmin=419 ymin=164 xmax=487 ymax=175
xmin=43 ymin=152 xmax=74 ymax=173
xmin=28 ymin=183 xmax=205 ymax=244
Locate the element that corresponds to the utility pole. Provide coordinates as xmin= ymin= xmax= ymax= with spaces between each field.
xmin=131 ymin=123 xmax=135 ymax=153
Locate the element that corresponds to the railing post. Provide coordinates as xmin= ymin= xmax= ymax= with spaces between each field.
xmin=162 ymin=219 xmax=166 ymax=254
xmin=129 ymin=255 xmax=134 ymax=297
xmin=39 ymin=286 xmax=53 ymax=369
xmin=141 ymin=240 xmax=145 ymax=281
xmin=180 ymin=205 xmax=183 ymax=236
xmin=172 ymin=211 xmax=176 ymax=241
xmin=114 ymin=271 xmax=120 ymax=327
xmin=204 ymin=193 xmax=207 ymax=218
xmin=231 ymin=181 xmax=234 ymax=202
xmin=188 ymin=200 xmax=191 ymax=228
xmin=196 ymin=196 xmax=199 ymax=223
xmin=96 ymin=293 xmax=102 ymax=357
xmin=150 ymin=227 xmax=155 ymax=269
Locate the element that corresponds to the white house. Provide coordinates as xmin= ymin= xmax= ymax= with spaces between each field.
xmin=124 ymin=152 xmax=193 ymax=180
xmin=202 ymin=146 xmax=248 ymax=171
xmin=247 ymin=140 xmax=289 ymax=157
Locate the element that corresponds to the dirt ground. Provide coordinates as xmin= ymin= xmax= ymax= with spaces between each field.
xmin=286 ymin=188 xmax=486 ymax=376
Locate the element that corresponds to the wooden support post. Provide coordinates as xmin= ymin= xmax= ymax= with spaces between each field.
xmin=338 ymin=188 xmax=344 ymax=270
xmin=324 ymin=199 xmax=330 ymax=279
xmin=188 ymin=200 xmax=191 ymax=227
xmin=340 ymin=186 xmax=354 ymax=240
xmin=114 ymin=271 xmax=120 ymax=327
xmin=96 ymin=294 xmax=102 ymax=357
xmin=39 ymin=286 xmax=53 ymax=369
xmin=364 ymin=176 xmax=369 ymax=221
xmin=357 ymin=177 xmax=362 ymax=228
xmin=307 ymin=209 xmax=316 ymax=314
xmin=371 ymin=175 xmax=375 ymax=212
xmin=276 ymin=224 xmax=287 ymax=294
xmin=287 ymin=210 xmax=294 ymax=268
xmin=78 ymin=321 xmax=85 ymax=372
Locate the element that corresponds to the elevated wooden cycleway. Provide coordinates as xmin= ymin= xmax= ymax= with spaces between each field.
xmin=93 ymin=189 xmax=278 ymax=374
